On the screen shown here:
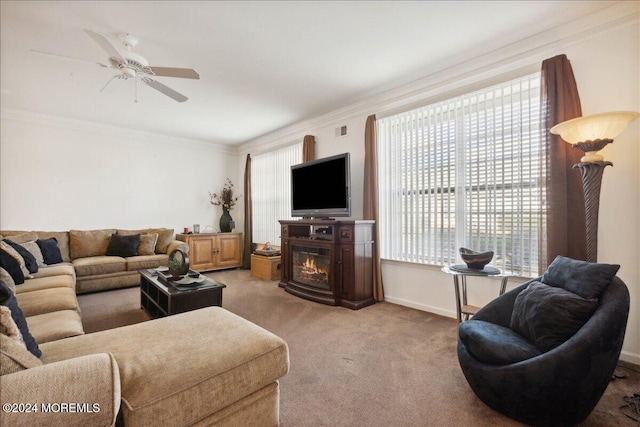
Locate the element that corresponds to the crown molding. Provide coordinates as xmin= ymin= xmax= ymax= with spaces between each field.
xmin=0 ymin=108 xmax=236 ymax=155
xmin=239 ymin=1 xmax=639 ymax=154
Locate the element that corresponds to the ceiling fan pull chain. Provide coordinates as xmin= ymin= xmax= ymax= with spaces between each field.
xmin=99 ymin=75 xmax=117 ymax=93
xmin=135 ymin=77 xmax=138 ymax=103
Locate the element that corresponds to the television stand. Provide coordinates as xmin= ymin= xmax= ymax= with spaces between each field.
xmin=279 ymin=219 xmax=375 ymax=310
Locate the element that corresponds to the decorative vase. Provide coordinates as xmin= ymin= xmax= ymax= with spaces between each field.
xmin=219 ymin=208 xmax=233 ymax=233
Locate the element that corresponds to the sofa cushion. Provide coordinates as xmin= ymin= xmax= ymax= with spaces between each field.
xmin=106 ymin=233 xmax=141 ymax=257
xmin=26 ymin=310 xmax=84 ymax=344
xmin=0 ymin=248 xmax=25 ymax=284
xmin=510 ymin=281 xmax=598 ymax=352
xmin=15 ymin=287 xmax=79 ymax=318
xmin=76 ymin=272 xmax=140 ymax=294
xmin=36 ymin=238 xmax=64 ymax=265
xmin=148 ymin=228 xmax=174 ymax=254
xmin=117 ymin=229 xmax=146 ymax=236
xmin=21 ymin=241 xmax=46 ymax=267
xmin=13 ymin=274 xmax=75 ymax=294
xmin=72 ymin=256 xmax=127 ymax=277
xmin=542 ymin=255 xmax=620 ymax=300
xmin=30 ymin=263 xmax=75 ymax=281
xmin=0 ymin=333 xmax=43 ymax=375
xmin=459 ymin=319 xmax=541 ymax=365
xmin=1 ymin=231 xmax=38 ymax=245
xmin=0 ymin=281 xmax=41 ymax=357
xmin=138 ymin=233 xmax=158 ymax=256
xmin=3 ymin=239 xmax=38 ymax=274
xmin=126 ymin=254 xmax=168 ymax=271
xmin=69 ymin=229 xmax=115 ymax=259
xmin=40 ymin=307 xmax=290 ymax=427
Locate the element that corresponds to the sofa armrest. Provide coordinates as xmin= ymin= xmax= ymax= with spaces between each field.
xmin=166 ymin=239 xmax=189 ymax=255
xmin=0 ymin=353 xmax=121 ymax=427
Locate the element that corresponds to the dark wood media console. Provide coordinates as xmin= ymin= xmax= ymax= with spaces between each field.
xmin=279 ymin=219 xmax=375 ymax=310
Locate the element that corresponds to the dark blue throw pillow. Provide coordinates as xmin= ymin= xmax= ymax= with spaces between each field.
xmin=36 ymin=238 xmax=63 ymax=265
xmin=0 ymin=248 xmax=25 ymax=284
xmin=542 ymin=255 xmax=620 ymax=300
xmin=511 ymin=281 xmax=598 ymax=352
xmin=3 ymin=239 xmax=38 ymax=274
xmin=0 ymin=280 xmax=41 ymax=357
xmin=106 ymin=233 xmax=140 ymax=257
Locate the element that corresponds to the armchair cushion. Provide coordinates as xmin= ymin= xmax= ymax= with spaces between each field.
xmin=510 ymin=281 xmax=598 ymax=352
xmin=459 ymin=320 xmax=541 ymax=365
xmin=542 ymin=255 xmax=620 ymax=299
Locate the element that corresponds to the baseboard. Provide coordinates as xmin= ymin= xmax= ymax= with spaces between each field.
xmin=386 ymin=295 xmax=640 ymax=366
xmin=384 ymin=296 xmax=456 ymax=320
xmin=619 ymin=350 xmax=640 ymax=366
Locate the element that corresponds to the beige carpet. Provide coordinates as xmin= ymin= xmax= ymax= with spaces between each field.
xmin=78 ymin=270 xmax=640 ymax=426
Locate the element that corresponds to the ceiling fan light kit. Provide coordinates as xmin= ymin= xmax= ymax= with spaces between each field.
xmin=32 ymin=30 xmax=200 ymax=103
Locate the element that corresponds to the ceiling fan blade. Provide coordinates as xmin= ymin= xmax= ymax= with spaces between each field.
xmin=148 ymin=66 xmax=200 ymax=79
xmin=85 ymin=30 xmax=125 ymax=62
xmin=141 ymin=77 xmax=188 ymax=103
xmin=29 ymin=50 xmax=112 ymax=69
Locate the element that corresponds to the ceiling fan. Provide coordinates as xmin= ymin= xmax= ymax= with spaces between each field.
xmin=30 ymin=30 xmax=199 ymax=103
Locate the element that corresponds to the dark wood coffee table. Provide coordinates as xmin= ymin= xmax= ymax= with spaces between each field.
xmin=140 ymin=269 xmax=226 ymax=318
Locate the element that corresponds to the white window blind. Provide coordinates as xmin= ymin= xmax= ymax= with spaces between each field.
xmin=377 ymin=72 xmax=545 ymax=277
xmin=251 ymin=143 xmax=302 ymax=244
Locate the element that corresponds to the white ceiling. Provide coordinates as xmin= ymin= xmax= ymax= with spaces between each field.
xmin=0 ymin=1 xmax=621 ymax=146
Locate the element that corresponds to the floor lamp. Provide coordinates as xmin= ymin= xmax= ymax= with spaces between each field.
xmin=550 ymin=111 xmax=639 ymax=263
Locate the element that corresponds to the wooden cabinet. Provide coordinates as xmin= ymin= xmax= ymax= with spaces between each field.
xmin=279 ymin=220 xmax=375 ymax=310
xmin=176 ymin=232 xmax=242 ymax=272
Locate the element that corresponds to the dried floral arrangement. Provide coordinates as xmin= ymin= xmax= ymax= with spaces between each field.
xmin=209 ymin=178 xmax=241 ymax=211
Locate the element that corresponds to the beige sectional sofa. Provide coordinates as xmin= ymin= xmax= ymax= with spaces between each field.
xmin=0 ymin=230 xmax=290 ymax=426
xmin=1 ymin=228 xmax=188 ymax=294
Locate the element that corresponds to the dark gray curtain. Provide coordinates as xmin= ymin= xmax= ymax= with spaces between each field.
xmin=363 ymin=114 xmax=384 ymax=301
xmin=541 ymin=54 xmax=586 ymax=270
xmin=242 ymin=153 xmax=252 ymax=269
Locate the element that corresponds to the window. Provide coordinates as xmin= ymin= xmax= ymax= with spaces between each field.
xmin=377 ymin=72 xmax=545 ymax=277
xmin=251 ymin=143 xmax=302 ymax=244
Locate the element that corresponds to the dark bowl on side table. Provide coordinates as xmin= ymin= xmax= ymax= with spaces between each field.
xmin=459 ymin=248 xmax=494 ymax=270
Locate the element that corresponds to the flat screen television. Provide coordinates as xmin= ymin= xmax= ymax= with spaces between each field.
xmin=291 ymin=152 xmax=351 ymax=218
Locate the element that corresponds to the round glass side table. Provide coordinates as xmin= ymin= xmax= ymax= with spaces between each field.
xmin=442 ymin=265 xmax=513 ymax=323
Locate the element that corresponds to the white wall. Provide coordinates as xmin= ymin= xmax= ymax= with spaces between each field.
xmin=0 ymin=111 xmax=238 ymax=234
xmin=239 ymin=7 xmax=640 ymax=363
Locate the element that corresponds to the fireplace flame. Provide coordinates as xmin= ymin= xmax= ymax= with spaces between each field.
xmin=302 ymin=257 xmax=328 ymax=278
